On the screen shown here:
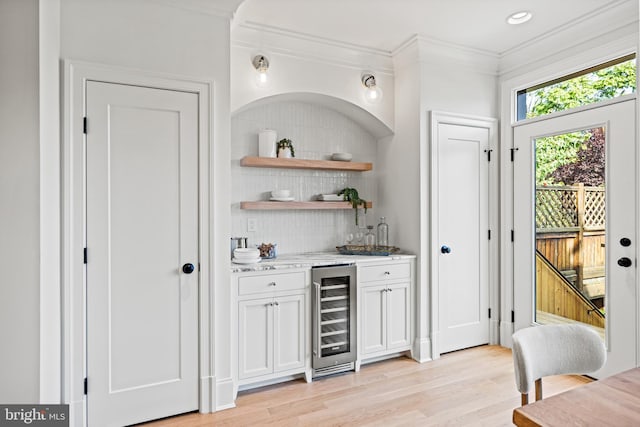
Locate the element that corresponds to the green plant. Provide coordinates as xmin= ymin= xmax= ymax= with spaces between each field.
xmin=276 ymin=138 xmax=295 ymax=157
xmin=338 ymin=187 xmax=368 ymax=225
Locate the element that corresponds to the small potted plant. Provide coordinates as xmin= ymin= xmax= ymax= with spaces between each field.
xmin=338 ymin=187 xmax=368 ymax=225
xmin=276 ymin=138 xmax=295 ymax=158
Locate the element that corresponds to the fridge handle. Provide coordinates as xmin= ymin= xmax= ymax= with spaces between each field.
xmin=313 ymin=281 xmax=321 ymax=357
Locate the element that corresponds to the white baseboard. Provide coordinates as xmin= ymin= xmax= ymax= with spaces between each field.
xmin=215 ymin=377 xmax=235 ymax=411
xmin=413 ymin=337 xmax=433 ymax=362
xmin=199 ymin=375 xmax=215 ymax=413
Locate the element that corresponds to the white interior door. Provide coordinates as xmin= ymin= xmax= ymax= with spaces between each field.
xmin=86 ymin=81 xmax=199 ymax=426
xmin=513 ymin=98 xmax=636 ymax=378
xmin=434 ymin=119 xmax=491 ymax=354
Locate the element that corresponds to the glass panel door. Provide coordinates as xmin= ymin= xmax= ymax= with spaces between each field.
xmin=513 ymin=99 xmax=636 ymax=378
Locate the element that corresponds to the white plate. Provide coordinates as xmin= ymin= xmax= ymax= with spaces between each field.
xmin=232 ymin=258 xmax=261 ymax=264
xmin=319 ymin=194 xmax=343 ymax=201
xmin=269 ymin=197 xmax=295 ymax=202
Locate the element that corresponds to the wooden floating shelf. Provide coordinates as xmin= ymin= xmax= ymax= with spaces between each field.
xmin=240 ymin=201 xmax=373 ymax=210
xmin=240 ymin=156 xmax=372 ymax=172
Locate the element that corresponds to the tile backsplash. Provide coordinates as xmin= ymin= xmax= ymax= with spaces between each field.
xmin=231 ymin=101 xmax=378 ymax=254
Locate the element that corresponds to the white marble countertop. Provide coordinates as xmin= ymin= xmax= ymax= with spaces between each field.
xmin=230 ymin=251 xmax=415 ymax=273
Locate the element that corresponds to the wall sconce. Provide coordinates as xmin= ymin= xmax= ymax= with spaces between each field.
xmin=361 ymin=73 xmax=382 ymax=104
xmin=252 ymin=55 xmax=270 ymax=88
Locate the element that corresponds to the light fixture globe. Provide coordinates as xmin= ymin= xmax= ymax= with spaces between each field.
xmin=361 ymin=73 xmax=382 ymax=104
xmin=252 ymin=55 xmax=270 ymax=88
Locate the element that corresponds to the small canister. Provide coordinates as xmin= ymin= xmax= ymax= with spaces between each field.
xmin=230 ymin=237 xmax=248 ymax=258
xmin=258 ymin=129 xmax=277 ymax=157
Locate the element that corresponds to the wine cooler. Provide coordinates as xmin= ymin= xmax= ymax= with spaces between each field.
xmin=311 ymin=265 xmax=357 ymax=377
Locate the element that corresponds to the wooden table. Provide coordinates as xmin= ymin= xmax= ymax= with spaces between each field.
xmin=513 ymin=367 xmax=640 ymax=426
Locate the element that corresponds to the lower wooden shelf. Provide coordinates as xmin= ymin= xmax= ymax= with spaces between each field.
xmin=240 ymin=201 xmax=373 ymax=210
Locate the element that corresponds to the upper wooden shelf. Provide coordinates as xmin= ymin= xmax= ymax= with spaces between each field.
xmin=240 ymin=201 xmax=373 ymax=210
xmin=240 ymin=156 xmax=372 ymax=172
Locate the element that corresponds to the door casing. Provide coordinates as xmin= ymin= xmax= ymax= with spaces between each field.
xmin=429 ymin=111 xmax=499 ymax=359
xmin=62 ymin=61 xmax=214 ymax=425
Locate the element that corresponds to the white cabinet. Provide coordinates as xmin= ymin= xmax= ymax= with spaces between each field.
xmin=359 ymin=261 xmax=413 ymax=360
xmin=234 ymin=270 xmax=311 ymax=390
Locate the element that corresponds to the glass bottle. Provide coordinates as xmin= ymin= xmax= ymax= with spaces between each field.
xmin=377 ymin=217 xmax=388 ymax=247
xmin=365 ymin=225 xmax=376 ymax=250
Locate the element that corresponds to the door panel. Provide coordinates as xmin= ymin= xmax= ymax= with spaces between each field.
xmin=361 ymin=285 xmax=386 ymax=354
xmin=86 ymin=81 xmax=199 ymax=426
xmin=274 ymin=294 xmax=305 ymax=372
xmin=513 ymin=99 xmax=636 ymax=378
xmin=437 ymin=123 xmax=490 ymax=353
xmin=238 ymin=299 xmax=273 ymax=379
xmin=386 ymin=282 xmax=411 ymax=350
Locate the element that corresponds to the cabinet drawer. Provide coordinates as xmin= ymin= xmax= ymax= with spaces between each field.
xmin=360 ymin=263 xmax=410 ymax=283
xmin=238 ymin=271 xmax=306 ymax=295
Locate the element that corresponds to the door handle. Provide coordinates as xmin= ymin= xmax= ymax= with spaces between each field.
xmin=182 ymin=263 xmax=195 ymax=274
xmin=617 ymin=257 xmax=633 ymax=268
xmin=441 ymin=245 xmax=451 ymax=254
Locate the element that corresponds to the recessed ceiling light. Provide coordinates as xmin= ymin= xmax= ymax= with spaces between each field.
xmin=507 ymin=11 xmax=532 ymax=25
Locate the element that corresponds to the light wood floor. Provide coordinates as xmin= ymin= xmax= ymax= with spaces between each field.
xmin=144 ymin=345 xmax=590 ymax=426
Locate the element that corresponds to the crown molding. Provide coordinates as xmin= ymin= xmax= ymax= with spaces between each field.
xmin=500 ymin=0 xmax=635 ymax=57
xmin=393 ymin=35 xmax=500 ymax=76
xmin=232 ymin=21 xmax=394 ymax=74
xmin=499 ymin=24 xmax=638 ymax=81
xmin=147 ymin=0 xmax=244 ymax=19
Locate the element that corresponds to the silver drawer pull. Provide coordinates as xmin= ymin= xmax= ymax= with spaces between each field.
xmin=268 ymin=282 xmax=277 ymax=286
xmin=387 ymin=288 xmax=393 ymax=292
xmin=384 ymin=271 xmax=391 ymax=275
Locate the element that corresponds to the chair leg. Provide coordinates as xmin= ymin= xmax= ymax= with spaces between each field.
xmin=535 ymin=378 xmax=542 ymax=401
xmin=521 ymin=393 xmax=528 ymax=406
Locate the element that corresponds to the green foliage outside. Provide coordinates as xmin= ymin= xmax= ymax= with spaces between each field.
xmin=531 ymin=59 xmax=636 ymax=185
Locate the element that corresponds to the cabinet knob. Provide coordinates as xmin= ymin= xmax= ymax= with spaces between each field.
xmin=387 ymin=288 xmax=393 ymax=293
xmin=384 ymin=271 xmax=391 ymax=275
xmin=274 ymin=301 xmax=279 ymax=306
xmin=268 ymin=282 xmax=277 ymax=286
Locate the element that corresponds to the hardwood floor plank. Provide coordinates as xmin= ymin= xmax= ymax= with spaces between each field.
xmin=142 ymin=345 xmax=591 ymax=426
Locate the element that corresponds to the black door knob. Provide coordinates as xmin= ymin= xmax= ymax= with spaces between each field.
xmin=617 ymin=257 xmax=632 ymax=268
xmin=620 ymin=238 xmax=632 ymax=247
xmin=182 ymin=263 xmax=195 ymax=274
xmin=441 ymin=245 xmax=451 ymax=254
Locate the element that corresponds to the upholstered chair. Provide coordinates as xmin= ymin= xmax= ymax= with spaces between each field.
xmin=512 ymin=324 xmax=606 ymax=405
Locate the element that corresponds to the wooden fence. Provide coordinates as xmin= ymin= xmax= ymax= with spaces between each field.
xmin=536 ymin=185 xmax=605 ymax=302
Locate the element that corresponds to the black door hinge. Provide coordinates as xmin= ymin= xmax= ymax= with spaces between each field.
xmin=84 ymin=248 xmax=87 ymax=264
xmin=511 ymin=310 xmax=515 ymax=323
xmin=510 ymin=147 xmax=519 ymax=161
xmin=83 ymin=117 xmax=87 ymax=134
xmin=488 ymin=308 xmax=492 ymax=319
xmin=488 ymin=229 xmax=491 ymax=240
xmin=511 ymin=230 xmax=514 ymax=242
xmin=84 ymin=378 xmax=88 ymax=395
xmin=484 ymin=149 xmax=493 ymax=162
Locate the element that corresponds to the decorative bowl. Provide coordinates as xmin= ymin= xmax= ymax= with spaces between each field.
xmin=331 ymin=152 xmax=353 ymax=161
xmin=271 ymin=189 xmax=291 ymax=199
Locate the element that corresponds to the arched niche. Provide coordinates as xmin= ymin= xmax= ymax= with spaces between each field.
xmin=232 ymin=92 xmax=394 ymax=140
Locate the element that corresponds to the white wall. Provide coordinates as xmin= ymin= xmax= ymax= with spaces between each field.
xmin=231 ymin=100 xmax=378 ymax=254
xmin=59 ymin=0 xmax=236 ymax=411
xmin=0 ymin=0 xmax=41 ymax=403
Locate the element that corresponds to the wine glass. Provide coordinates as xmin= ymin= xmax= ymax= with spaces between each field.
xmin=355 ymin=230 xmax=364 ymax=244
xmin=345 ymin=233 xmax=354 ymax=245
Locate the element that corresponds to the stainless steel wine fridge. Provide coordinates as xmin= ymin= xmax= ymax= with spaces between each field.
xmin=311 ymin=265 xmax=357 ymax=377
